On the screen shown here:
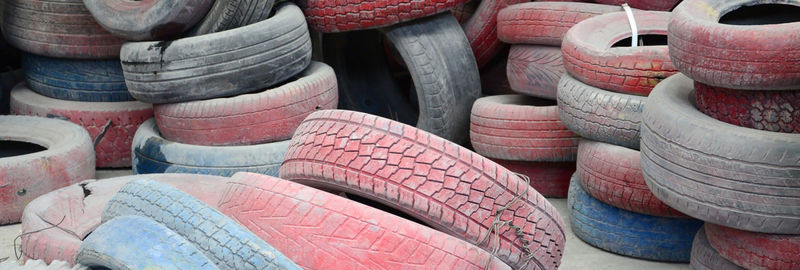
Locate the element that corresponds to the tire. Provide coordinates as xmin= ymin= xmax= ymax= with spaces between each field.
xmin=154 ymin=62 xmax=338 ymax=146
xmin=694 ymin=82 xmax=799 ymax=133
xmin=640 ymin=73 xmax=800 ymax=234
xmin=218 ymin=172 xmax=512 ymax=270
xmin=506 ymin=45 xmax=564 ymax=100
xmin=462 ymin=0 xmax=526 ymax=67
xmin=557 ymin=74 xmax=645 ymax=149
xmin=83 ymin=0 xmax=214 ymax=41
xmin=76 ymin=216 xmax=218 ymax=270
xmin=279 ymin=110 xmax=566 ymax=270
xmin=593 ymin=0 xmax=679 ymax=11
xmin=0 ymin=115 xmax=94 ymax=225
xmin=576 ymin=139 xmax=684 ymax=217
xmin=21 ymin=53 xmax=132 ymax=102
xmin=470 ymin=95 xmax=579 ymax=162
xmin=568 ymin=174 xmax=703 ymax=262
xmin=1 ymin=0 xmax=125 ymax=59
xmin=121 ymin=3 xmax=312 ymax=104
xmin=452 ymin=0 xmax=480 ymax=23
xmin=491 ymin=159 xmax=574 ymax=198
xmin=705 ymin=223 xmax=799 ymax=270
xmin=103 ymin=179 xmax=300 ymax=270
xmin=479 ymin=47 xmax=516 ymax=96
xmin=497 ymin=2 xmax=621 ymax=45
xmin=668 ymin=0 xmax=800 ymax=90
xmin=689 ymin=226 xmax=744 ymax=270
xmin=132 ymin=119 xmax=288 ymax=177
xmin=0 ymin=259 xmax=87 ymax=270
xmin=11 ymin=84 xmax=153 ymax=168
xmin=20 ymin=174 xmax=230 ymax=265
xmin=298 ymin=0 xmax=469 ymax=32
xmin=187 ymin=0 xmax=275 ymax=36
xmin=561 ymin=10 xmax=676 ymax=96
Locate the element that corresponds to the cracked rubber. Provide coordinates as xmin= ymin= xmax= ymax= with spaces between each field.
xmin=21 ymin=53 xmax=132 ymax=102
xmin=497 ymin=2 xmax=621 ymax=45
xmin=690 ymin=226 xmax=744 ymax=270
xmin=695 ymin=82 xmax=799 ymax=133
xmin=462 ymin=0 xmax=525 ymax=67
xmin=557 ymin=74 xmax=645 ymax=149
xmin=188 ymin=0 xmax=275 ymax=35
xmin=594 ymin=0 xmax=679 ymax=11
xmin=279 ymin=110 xmax=566 ymax=270
xmin=298 ymin=0 xmax=469 ymax=32
xmin=640 ymin=73 xmax=800 ymax=234
xmin=705 ymin=223 xmax=799 ymax=270
xmin=83 ymin=0 xmax=214 ymax=40
xmin=490 ymin=159 xmax=574 ymax=198
xmin=506 ymin=45 xmax=564 ymax=100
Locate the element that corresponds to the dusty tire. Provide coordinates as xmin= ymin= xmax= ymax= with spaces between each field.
xmin=462 ymin=0 xmax=525 ymax=67
xmin=299 ymin=0 xmax=469 ymax=32
xmin=279 ymin=110 xmax=566 ymax=270
xmin=694 ymin=82 xmax=799 ymax=133
xmin=705 ymin=224 xmax=799 ymax=270
xmin=491 ymin=159 xmax=574 ymax=198
xmin=122 ymin=3 xmax=312 ymax=104
xmin=452 ymin=0 xmax=479 ymax=23
xmin=689 ymin=226 xmax=744 ymax=270
xmin=0 ymin=115 xmax=94 ymax=225
xmin=11 ymin=84 xmax=153 ymax=168
xmin=188 ymin=0 xmax=275 ymax=35
xmin=640 ymin=73 xmax=800 ymax=234
xmin=470 ymin=95 xmax=579 ymax=162
xmin=497 ymin=2 xmax=621 ymax=45
xmin=557 ymin=74 xmax=645 ymax=149
xmin=83 ymin=0 xmax=215 ymax=41
xmin=21 ymin=53 xmax=132 ymax=102
xmin=154 ymin=62 xmax=338 ymax=146
xmin=506 ymin=45 xmax=564 ymax=100
xmin=594 ymin=0 xmax=679 ymax=11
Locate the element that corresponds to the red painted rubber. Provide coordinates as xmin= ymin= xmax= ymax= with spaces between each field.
xmin=298 ymin=0 xmax=469 ymax=32
xmin=470 ymin=95 xmax=579 ymax=162
xmin=506 ymin=45 xmax=564 ymax=100
xmin=705 ymin=223 xmax=800 ymax=270
xmin=491 ymin=159 xmax=574 ymax=198
xmin=694 ymin=82 xmax=799 ymax=134
xmin=279 ymin=110 xmax=566 ymax=270
xmin=11 ymin=84 xmax=153 ymax=168
xmin=576 ymin=139 xmax=685 ymax=217
xmin=451 ymin=1 xmax=479 ymax=23
xmin=154 ymin=62 xmax=338 ymax=146
xmin=463 ymin=0 xmax=525 ymax=67
xmin=218 ymin=172 xmax=512 ymax=270
xmin=497 ymin=2 xmax=621 ymax=46
xmin=593 ymin=0 xmax=679 ymax=11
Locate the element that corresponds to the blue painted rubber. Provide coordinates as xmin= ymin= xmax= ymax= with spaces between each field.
xmin=568 ymin=173 xmax=703 ymax=262
xmin=77 ymin=215 xmax=219 ymax=270
xmin=102 ymin=179 xmax=301 ymax=270
xmin=21 ymin=53 xmax=133 ymax=102
xmin=132 ymin=119 xmax=287 ymax=177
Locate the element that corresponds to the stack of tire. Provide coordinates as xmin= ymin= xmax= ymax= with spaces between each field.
xmin=556 ymin=8 xmax=705 ymax=261
xmin=644 ymin=0 xmax=800 ymax=269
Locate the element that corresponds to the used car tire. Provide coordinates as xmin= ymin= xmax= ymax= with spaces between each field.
xmin=83 ymin=0 xmax=215 ymax=41
xmin=694 ymin=82 xmax=799 ymax=133
xmin=497 ymin=2 xmax=621 ymax=45
xmin=491 ymin=159 xmax=575 ymax=198
xmin=705 ymin=223 xmax=799 ymax=270
xmin=188 ymin=0 xmax=275 ymax=35
xmin=298 ymin=0 xmax=469 ymax=32
xmin=689 ymin=226 xmax=744 ymax=270
xmin=506 ymin=45 xmax=564 ymax=100
xmin=21 ymin=53 xmax=132 ymax=102
xmin=594 ymin=0 xmax=679 ymax=11
xmin=462 ymin=0 xmax=525 ymax=67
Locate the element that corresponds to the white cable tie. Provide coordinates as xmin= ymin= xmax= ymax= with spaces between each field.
xmin=622 ymin=4 xmax=638 ymax=47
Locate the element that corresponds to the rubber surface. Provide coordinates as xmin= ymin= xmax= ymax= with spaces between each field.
xmin=188 ymin=0 xmax=275 ymax=35
xmin=133 ymin=119 xmax=288 ymax=177
xmin=298 ymin=0 xmax=469 ymax=32
xmin=497 ymin=2 xmax=621 ymax=45
xmin=695 ymin=82 xmax=799 ymax=133
xmin=470 ymin=95 xmax=579 ymax=162
xmin=0 ymin=260 xmax=87 ymax=270
xmin=21 ymin=53 xmax=132 ymax=102
xmin=594 ymin=0 xmax=679 ymax=11
xmin=491 ymin=159 xmax=575 ymax=198
xmin=122 ymin=3 xmax=312 ymax=104
xmin=506 ymin=45 xmax=564 ymax=100
xmin=557 ymin=74 xmax=645 ymax=149
xmin=669 ymin=0 xmax=800 ymax=90
xmin=279 ymin=110 xmax=566 ymax=270
xmin=0 ymin=115 xmax=94 ymax=225
xmin=76 ymin=216 xmax=218 ymax=270
xmin=568 ymin=174 xmax=703 ymax=262
xmin=83 ymin=0 xmax=214 ymax=40
xmin=705 ymin=223 xmax=800 ymax=270
xmin=11 ymin=84 xmax=153 ymax=168
xmin=689 ymin=226 xmax=744 ymax=270
xmin=154 ymin=62 xmax=338 ymax=146
xmin=2 ymin=0 xmax=125 ymax=59
xmin=452 ymin=0 xmax=479 ymax=23
xmin=640 ymin=73 xmax=800 ymax=234
xmin=463 ymin=0 xmax=526 ymax=67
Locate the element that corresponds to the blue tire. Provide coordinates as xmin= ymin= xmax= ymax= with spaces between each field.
xmin=21 ymin=53 xmax=133 ymax=102
xmin=77 ymin=215 xmax=219 ymax=270
xmin=103 ymin=179 xmax=301 ymax=270
xmin=568 ymin=173 xmax=702 ymax=262
xmin=132 ymin=119 xmax=287 ymax=177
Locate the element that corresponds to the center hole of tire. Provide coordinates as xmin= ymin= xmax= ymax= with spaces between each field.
xmin=0 ymin=140 xmax=47 ymax=158
xmin=720 ymin=4 xmax=800 ymax=25
xmin=611 ymin=34 xmax=668 ymax=47
xmin=509 ymin=95 xmax=557 ymax=107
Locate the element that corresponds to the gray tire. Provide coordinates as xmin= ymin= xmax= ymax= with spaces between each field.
xmin=689 ymin=226 xmax=743 ymax=270
xmin=83 ymin=0 xmax=214 ymax=41
xmin=188 ymin=0 xmax=275 ymax=35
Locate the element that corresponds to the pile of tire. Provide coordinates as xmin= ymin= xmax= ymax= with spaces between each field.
xmin=644 ymin=1 xmax=800 ymax=269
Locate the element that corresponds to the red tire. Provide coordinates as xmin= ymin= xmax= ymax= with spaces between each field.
xmin=593 ymin=0 xmax=679 ymax=11
xmin=695 ymin=82 xmax=799 ymax=134
xmin=470 ymin=95 xmax=579 ymax=162
xmin=279 ymin=110 xmax=566 ymax=270
xmin=497 ymin=2 xmax=621 ymax=45
xmin=451 ymin=1 xmax=479 ymax=23
xmin=154 ymin=62 xmax=338 ymax=146
xmin=491 ymin=159 xmax=574 ymax=198
xmin=690 ymin=226 xmax=745 ymax=270
xmin=506 ymin=45 xmax=564 ymax=100
xmin=705 ymin=223 xmax=800 ymax=270
xmin=11 ymin=84 xmax=153 ymax=168
xmin=298 ymin=0 xmax=469 ymax=33
xmin=576 ymin=139 xmax=685 ymax=217
xmin=463 ymin=0 xmax=526 ymax=67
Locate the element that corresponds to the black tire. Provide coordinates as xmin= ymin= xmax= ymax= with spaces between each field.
xmin=103 ymin=179 xmax=301 ymax=270
xmin=188 ymin=0 xmax=275 ymax=36
xmin=689 ymin=226 xmax=744 ymax=270
xmin=641 ymin=73 xmax=800 ymax=234
xmin=22 ymin=53 xmax=132 ymax=102
xmin=77 ymin=215 xmax=218 ymax=270
xmin=121 ymin=3 xmax=311 ymax=104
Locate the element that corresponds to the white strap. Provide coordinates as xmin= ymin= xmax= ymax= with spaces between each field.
xmin=622 ymin=4 xmax=638 ymax=47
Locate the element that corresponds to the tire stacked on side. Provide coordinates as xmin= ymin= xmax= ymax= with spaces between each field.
xmin=648 ymin=1 xmax=800 ymax=268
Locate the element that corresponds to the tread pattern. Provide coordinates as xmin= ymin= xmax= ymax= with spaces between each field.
xmin=490 ymin=159 xmax=574 ymax=198
xmin=190 ymin=0 xmax=275 ymax=35
xmin=695 ymin=82 xmax=799 ymax=133
xmin=497 ymin=2 xmax=621 ymax=45
xmin=279 ymin=110 xmax=566 ymax=270
xmin=594 ymin=0 xmax=679 ymax=11
xmin=298 ymin=0 xmax=469 ymax=32
xmin=22 ymin=53 xmax=132 ymax=102
xmin=462 ymin=0 xmax=526 ymax=67
xmin=689 ymin=226 xmax=744 ymax=270
xmin=506 ymin=45 xmax=564 ymax=100
xmin=705 ymin=223 xmax=800 ymax=270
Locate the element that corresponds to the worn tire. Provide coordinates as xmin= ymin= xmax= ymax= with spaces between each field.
xmin=76 ymin=216 xmax=218 ymax=270
xmin=594 ymin=0 xmax=679 ymax=11
xmin=497 ymin=2 xmax=621 ymax=45
xmin=0 ymin=115 xmax=94 ymax=225
xmin=641 ymin=73 xmax=800 ymax=234
xmin=452 ymin=0 xmax=479 ymax=23
xmin=188 ymin=0 xmax=275 ymax=35
xmin=568 ymin=175 xmax=703 ymax=262
xmin=695 ymin=82 xmax=799 ymax=133
xmin=557 ymin=74 xmax=645 ymax=149
xmin=705 ymin=224 xmax=799 ymax=270
xmin=299 ymin=0 xmax=469 ymax=32
xmin=154 ymin=62 xmax=338 ymax=146
xmin=470 ymin=95 xmax=579 ymax=162
xmin=122 ymin=3 xmax=312 ymax=104
xmin=689 ymin=226 xmax=744 ymax=270
xmin=463 ymin=0 xmax=525 ymax=67
xmin=21 ymin=53 xmax=132 ymax=102
xmin=11 ymin=84 xmax=152 ymax=168
xmin=506 ymin=45 xmax=564 ymax=100
xmin=279 ymin=110 xmax=566 ymax=270
xmin=83 ymin=0 xmax=214 ymax=41
xmin=491 ymin=159 xmax=575 ymax=198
